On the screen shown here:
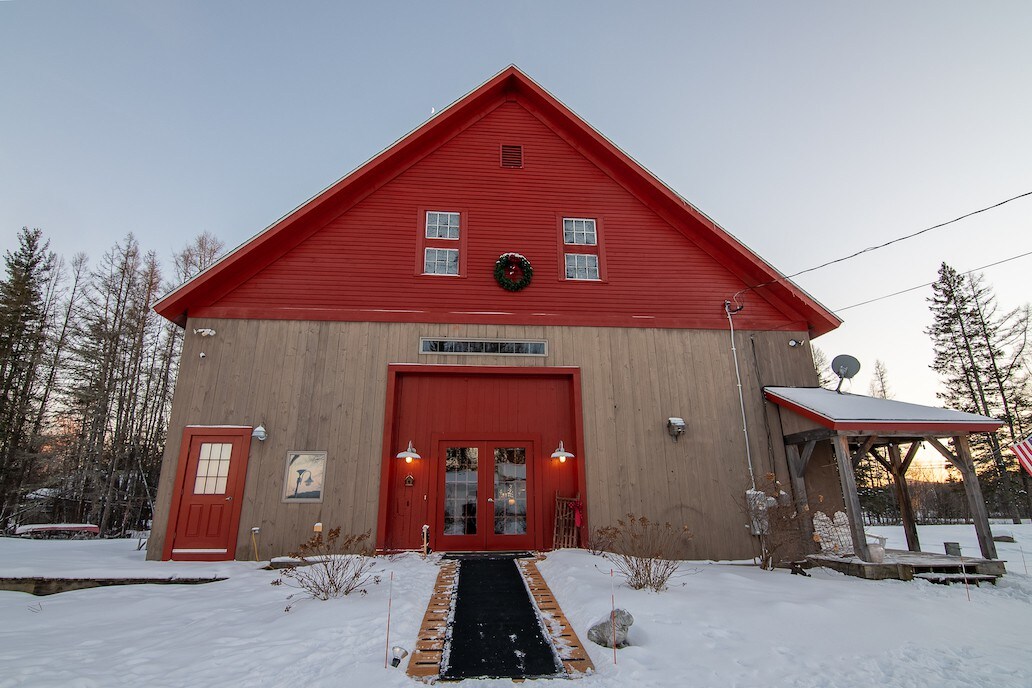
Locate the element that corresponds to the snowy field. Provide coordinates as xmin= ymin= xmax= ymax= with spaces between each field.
xmin=1 ymin=524 xmax=1030 ymax=688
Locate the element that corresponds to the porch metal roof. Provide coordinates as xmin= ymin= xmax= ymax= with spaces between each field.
xmin=764 ymin=386 xmax=1003 ymax=433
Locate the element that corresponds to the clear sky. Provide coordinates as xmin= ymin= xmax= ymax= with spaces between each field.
xmin=3 ymin=1 xmax=1031 ymax=419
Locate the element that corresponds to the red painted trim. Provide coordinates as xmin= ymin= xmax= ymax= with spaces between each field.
xmin=415 ymin=207 xmax=470 ymax=278
xmin=375 ymin=366 xmax=400 ymax=550
xmin=162 ymin=426 xmax=253 ymax=561
xmin=763 ymin=390 xmax=1004 ymax=433
xmin=154 ymin=66 xmax=840 ymax=336
xmin=555 ymin=214 xmax=607 ymax=283
xmin=571 ymin=368 xmax=588 ymax=545
xmin=375 ymin=363 xmax=585 ymax=552
xmin=188 ymin=305 xmax=810 ymax=333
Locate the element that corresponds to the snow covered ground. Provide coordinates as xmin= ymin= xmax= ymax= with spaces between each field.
xmin=1 ymin=524 xmax=1031 ymax=688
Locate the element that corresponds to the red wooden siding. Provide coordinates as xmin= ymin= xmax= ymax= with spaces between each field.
xmin=379 ymin=367 xmax=581 ymax=551
xmin=199 ymin=101 xmax=804 ymax=332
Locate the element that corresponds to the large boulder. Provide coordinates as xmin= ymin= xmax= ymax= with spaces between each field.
xmin=587 ymin=609 xmax=634 ymax=648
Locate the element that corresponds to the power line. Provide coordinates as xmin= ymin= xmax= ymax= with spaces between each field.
xmin=834 ymin=248 xmax=1032 ymax=312
xmin=735 ymin=189 xmax=1032 ymax=300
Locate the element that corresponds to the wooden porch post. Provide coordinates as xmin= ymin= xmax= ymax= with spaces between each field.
xmin=887 ymin=442 xmax=921 ymax=552
xmin=786 ymin=441 xmax=816 ymax=551
xmin=954 ymin=435 xmax=998 ymax=560
xmin=928 ymin=435 xmax=998 ymax=560
xmin=831 ymin=433 xmax=871 ymax=561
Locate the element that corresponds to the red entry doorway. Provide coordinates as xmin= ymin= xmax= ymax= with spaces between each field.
xmin=378 ymin=366 xmax=585 ymax=553
xmin=434 ymin=437 xmax=537 ymax=552
xmin=162 ymin=427 xmax=252 ymax=561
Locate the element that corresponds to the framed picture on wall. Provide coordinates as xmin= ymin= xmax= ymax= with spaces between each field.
xmin=282 ymin=451 xmax=327 ymax=503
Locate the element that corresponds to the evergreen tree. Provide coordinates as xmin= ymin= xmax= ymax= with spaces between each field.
xmin=868 ymin=359 xmax=892 ymax=399
xmin=0 ymin=227 xmax=56 ymax=521
xmin=926 ymin=263 xmax=1031 ymax=521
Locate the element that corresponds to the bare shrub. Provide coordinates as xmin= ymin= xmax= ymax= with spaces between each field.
xmin=586 ymin=524 xmax=620 ymax=555
xmin=602 ymin=514 xmax=692 ymax=592
xmin=271 ymin=528 xmax=380 ymax=610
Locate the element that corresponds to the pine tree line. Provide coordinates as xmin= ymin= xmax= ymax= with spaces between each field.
xmin=927 ymin=262 xmax=1032 ymax=521
xmin=0 ymin=227 xmax=222 ymax=533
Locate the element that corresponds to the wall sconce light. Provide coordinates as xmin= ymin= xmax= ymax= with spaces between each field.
xmin=390 ymin=646 xmax=409 ymax=667
xmin=251 ymin=424 xmax=268 ymax=442
xmin=667 ymin=417 xmax=686 ymax=441
xmin=788 ymin=339 xmax=802 ymax=348
xmin=314 ymin=522 xmax=323 ymax=534
xmin=550 ymin=440 xmax=574 ymax=463
xmin=396 ymin=440 xmax=421 ymax=463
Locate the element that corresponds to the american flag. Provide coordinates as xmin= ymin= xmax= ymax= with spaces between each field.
xmin=1012 ymin=435 xmax=1032 ymax=477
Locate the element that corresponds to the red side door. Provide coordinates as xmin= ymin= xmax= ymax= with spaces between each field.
xmin=163 ymin=428 xmax=251 ymax=561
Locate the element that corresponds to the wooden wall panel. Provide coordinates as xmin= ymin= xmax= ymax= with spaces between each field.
xmin=148 ymin=318 xmax=838 ymax=562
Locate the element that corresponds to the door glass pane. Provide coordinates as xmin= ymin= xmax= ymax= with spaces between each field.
xmin=444 ymin=447 xmax=478 ymax=535
xmin=494 ymin=447 xmax=527 ymax=535
xmin=194 ymin=443 xmax=232 ymax=494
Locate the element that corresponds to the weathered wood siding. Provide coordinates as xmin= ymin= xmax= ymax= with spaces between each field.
xmin=148 ymin=319 xmax=841 ymax=562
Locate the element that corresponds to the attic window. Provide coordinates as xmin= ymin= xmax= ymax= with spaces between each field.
xmin=500 ymin=145 xmax=523 ymax=169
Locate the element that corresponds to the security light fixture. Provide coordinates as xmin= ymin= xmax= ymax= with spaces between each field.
xmin=251 ymin=424 xmax=268 ymax=442
xmin=396 ymin=440 xmax=421 ymax=463
xmin=667 ymin=417 xmax=686 ymax=441
xmin=550 ymin=440 xmax=574 ymax=463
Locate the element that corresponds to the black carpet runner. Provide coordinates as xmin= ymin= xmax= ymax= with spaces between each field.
xmin=441 ymin=558 xmax=563 ymax=680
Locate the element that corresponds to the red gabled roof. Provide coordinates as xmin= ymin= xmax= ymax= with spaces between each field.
xmin=155 ymin=66 xmax=841 ymax=335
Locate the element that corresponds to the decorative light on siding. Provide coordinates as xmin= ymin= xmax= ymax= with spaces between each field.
xmin=396 ymin=440 xmax=421 ymax=463
xmin=550 ymin=441 xmax=574 ymax=463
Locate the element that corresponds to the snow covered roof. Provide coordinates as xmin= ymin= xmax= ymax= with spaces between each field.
xmin=764 ymin=387 xmax=1003 ymax=433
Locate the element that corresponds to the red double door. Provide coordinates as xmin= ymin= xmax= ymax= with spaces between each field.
xmin=433 ymin=436 xmax=537 ymax=552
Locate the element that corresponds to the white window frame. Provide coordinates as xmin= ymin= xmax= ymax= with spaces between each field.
xmin=565 ymin=253 xmax=600 ymax=281
xmin=563 ymin=217 xmax=597 ymax=246
xmin=424 ymin=247 xmax=460 ymax=276
xmin=425 ymin=211 xmax=461 ymax=240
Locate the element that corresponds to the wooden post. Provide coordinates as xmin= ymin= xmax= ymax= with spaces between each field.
xmin=831 ymin=433 xmax=871 ymax=561
xmin=786 ymin=442 xmax=816 ymax=551
xmin=927 ymin=435 xmax=998 ymax=560
xmin=888 ymin=443 xmax=920 ymax=552
xmin=954 ymin=435 xmax=998 ymax=560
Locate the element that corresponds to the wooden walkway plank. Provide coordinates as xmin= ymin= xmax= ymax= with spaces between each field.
xmin=517 ymin=558 xmax=595 ymax=676
xmin=406 ymin=557 xmax=595 ymax=681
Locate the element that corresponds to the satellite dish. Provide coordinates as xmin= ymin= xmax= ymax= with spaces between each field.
xmin=830 ymin=354 xmax=861 ymax=394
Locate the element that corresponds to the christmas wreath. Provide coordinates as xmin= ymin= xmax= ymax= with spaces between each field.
xmin=494 ymin=252 xmax=533 ymax=291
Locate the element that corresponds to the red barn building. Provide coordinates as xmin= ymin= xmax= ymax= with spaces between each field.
xmin=148 ymin=66 xmax=842 ymax=562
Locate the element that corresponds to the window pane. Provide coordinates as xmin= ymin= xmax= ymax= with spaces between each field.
xmin=563 ymin=218 xmax=597 ymax=245
xmin=426 ymin=211 xmax=460 ymax=239
xmin=494 ymin=447 xmax=527 ymax=535
xmin=444 ymin=447 xmax=478 ymax=535
xmin=424 ymin=248 xmax=460 ymax=275
xmin=565 ymin=253 xmax=599 ymax=280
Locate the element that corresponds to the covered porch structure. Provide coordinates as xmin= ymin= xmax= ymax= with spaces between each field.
xmin=765 ymin=387 xmax=1005 ymax=580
